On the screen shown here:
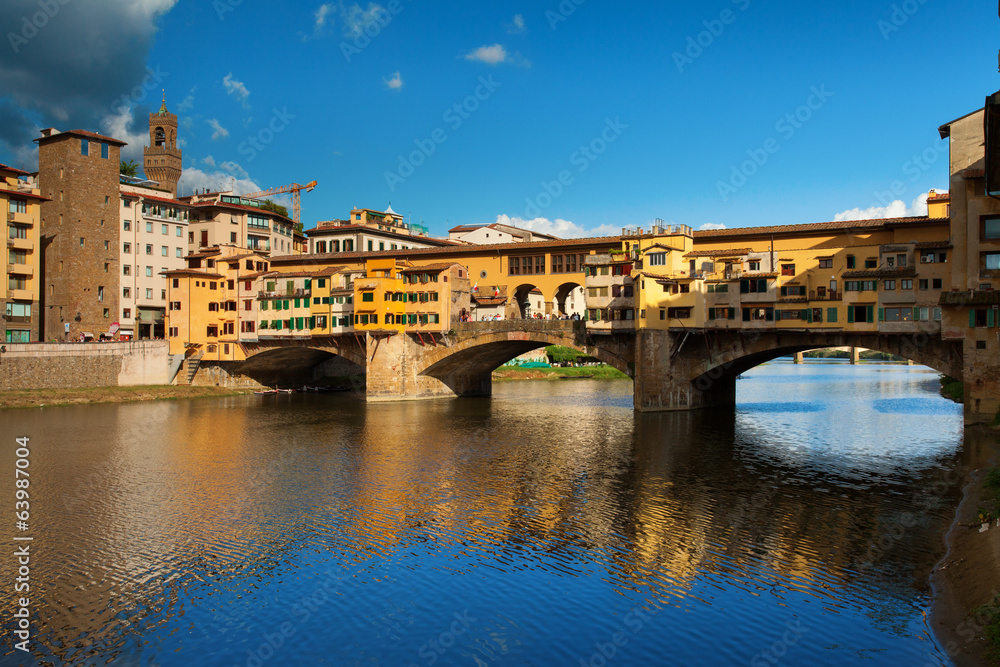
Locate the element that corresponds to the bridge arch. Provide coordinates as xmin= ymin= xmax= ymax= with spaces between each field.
xmin=554 ymin=281 xmax=585 ymax=318
xmin=683 ymin=330 xmax=964 ymax=394
xmin=235 ymin=340 xmax=368 ymax=386
xmin=418 ymin=324 xmax=634 ymax=382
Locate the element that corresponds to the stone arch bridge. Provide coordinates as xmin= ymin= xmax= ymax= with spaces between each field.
xmin=202 ymin=321 xmax=964 ymax=412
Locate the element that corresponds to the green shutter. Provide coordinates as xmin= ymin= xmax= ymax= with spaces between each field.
xmin=866 ymin=306 xmax=874 ymax=323
xmin=757 ymin=279 xmax=767 ymax=293
xmin=261 ymin=301 xmax=268 ymax=311
xmin=294 ymin=298 xmax=300 ymax=308
xmin=741 ymin=280 xmax=750 ymax=294
xmin=878 ymin=308 xmax=884 ymax=322
xmin=729 ymin=308 xmax=736 ymax=320
xmin=989 ymin=309 xmax=996 ymax=328
xmin=781 ymin=287 xmax=788 ymax=297
xmin=827 ymin=308 xmax=837 ymax=323
xmin=304 ymin=279 xmax=311 ymax=289
xmin=913 ymin=307 xmax=920 ymax=322
xmin=765 ymin=308 xmax=774 ymax=322
xmin=801 ymin=308 xmax=810 ymax=322
xmin=970 ymin=309 xmax=977 ymax=328
xmin=848 ymin=308 xmax=855 ymax=324
xmin=742 ymin=308 xmax=750 ymax=322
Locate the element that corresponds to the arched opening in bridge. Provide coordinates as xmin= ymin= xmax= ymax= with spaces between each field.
xmin=513 ymin=284 xmax=546 ymax=319
xmin=554 ymin=281 xmax=585 ymax=318
xmin=237 ymin=347 xmax=366 ymax=389
xmin=419 ymin=333 xmax=633 ymax=397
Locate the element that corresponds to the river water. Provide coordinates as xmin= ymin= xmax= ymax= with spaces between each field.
xmin=0 ymin=362 xmax=988 ymax=666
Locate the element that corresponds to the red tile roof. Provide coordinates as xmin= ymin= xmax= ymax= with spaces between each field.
xmin=926 ymin=192 xmax=950 ymax=202
xmin=962 ymin=168 xmax=984 ymax=179
xmin=0 ymin=188 xmax=49 ymax=202
xmin=842 ymin=267 xmax=916 ymax=279
xmin=683 ymin=248 xmax=753 ymax=258
xmin=161 ymin=269 xmax=224 ymax=278
xmin=0 ymin=163 xmax=30 ymax=175
xmin=915 ymin=241 xmax=952 ymax=249
xmin=34 ymin=129 xmax=126 ymax=146
xmin=692 ymin=217 xmax=947 ymax=239
xmin=400 ymin=262 xmax=463 ymax=273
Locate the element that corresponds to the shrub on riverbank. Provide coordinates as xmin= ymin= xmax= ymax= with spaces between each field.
xmin=940 ymin=375 xmax=964 ymax=403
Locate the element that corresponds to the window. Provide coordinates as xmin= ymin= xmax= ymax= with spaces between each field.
xmin=740 ymin=278 xmax=769 ymax=293
xmin=123 ymin=265 xmax=131 ymax=276
xmin=362 ymin=292 xmax=374 ymax=302
xmin=144 ymin=288 xmax=152 ymax=299
xmin=848 ymin=305 xmax=875 ymax=323
xmin=161 ymin=224 xmax=168 ymax=235
xmin=81 ymin=139 xmax=89 ymax=156
xmin=123 ymin=287 xmax=131 ymax=299
xmin=932 ymin=278 xmax=943 ymax=289
xmin=170 ymin=301 xmax=181 ymax=311
xmin=897 ymin=254 xmax=907 ymax=267
xmin=983 ymin=217 xmax=1000 ymax=241
xmin=176 ymin=248 xmax=182 ymax=258
xmin=780 ymin=285 xmax=806 ymax=297
xmin=145 ymin=244 xmax=152 ymax=255
xmin=742 ymin=307 xmax=775 ymax=322
xmin=970 ymin=308 xmax=996 ymax=328
xmin=97 ymin=286 xmax=104 ymax=302
xmin=176 ymin=226 xmax=183 ymax=237
xmin=865 ymin=258 xmax=877 ymax=269
xmin=146 ymin=266 xmax=153 ymax=277
xmin=919 ymin=279 xmax=928 ymax=290
xmin=884 ymin=280 xmax=896 ymax=291
xmin=901 ymin=279 xmax=913 ymax=290
xmin=847 ymin=255 xmax=856 ymax=269
xmin=707 ymin=307 xmax=736 ymax=320
xmin=123 ymin=242 xmax=132 ymax=254
xmin=648 ymin=252 xmax=667 ymax=267
xmin=101 ymin=143 xmax=109 ymax=159
xmin=781 ymin=264 xmax=795 ymax=276
xmin=818 ymin=259 xmax=833 ymax=269
xmin=881 ymin=307 xmax=913 ymax=322
xmin=147 ymin=222 xmax=153 ymax=233
xmin=984 ymin=252 xmax=1000 ymax=272
xmin=161 ymin=289 xmax=166 ymax=300
xmin=706 ymin=284 xmax=729 ymax=293
xmin=161 ymin=246 xmax=168 ymax=256
xmin=8 ymin=198 xmax=26 ymax=214
xmin=667 ymin=307 xmax=691 ymax=319
xmin=748 ymin=261 xmax=760 ymax=271
xmin=844 ymin=281 xmax=876 ymax=292
xmin=80 ymin=237 xmax=85 ymax=246
xmin=173 ymin=279 xmax=180 ymax=288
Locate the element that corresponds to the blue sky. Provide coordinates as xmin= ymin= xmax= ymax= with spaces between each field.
xmin=0 ymin=0 xmax=997 ymax=237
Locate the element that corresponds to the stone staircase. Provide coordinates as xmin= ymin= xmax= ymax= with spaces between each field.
xmin=176 ymin=351 xmax=204 ymax=386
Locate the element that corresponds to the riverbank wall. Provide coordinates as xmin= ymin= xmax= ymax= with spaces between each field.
xmin=0 ymin=341 xmax=171 ymax=390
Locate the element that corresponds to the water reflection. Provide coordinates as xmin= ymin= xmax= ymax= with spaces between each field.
xmin=0 ymin=364 xmax=985 ymax=666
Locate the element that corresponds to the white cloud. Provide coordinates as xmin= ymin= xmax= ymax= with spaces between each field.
xmin=99 ymin=104 xmax=149 ymax=165
xmin=314 ymin=2 xmax=335 ymax=32
xmin=207 ymin=118 xmax=229 ymax=141
xmin=176 ymin=86 xmax=196 ymax=112
xmin=202 ymin=155 xmax=216 ymax=167
xmin=220 ymin=160 xmax=249 ymax=180
xmin=833 ymin=190 xmax=942 ymax=222
xmin=494 ymin=214 xmax=619 ymax=239
xmin=177 ymin=167 xmax=260 ymax=198
xmin=384 ymin=72 xmax=403 ymax=90
xmin=342 ymin=2 xmax=387 ymax=37
xmin=699 ymin=223 xmax=726 ymax=230
xmin=222 ymin=73 xmax=250 ymax=108
xmin=507 ymin=14 xmax=526 ymax=34
xmin=465 ymin=44 xmax=508 ymax=65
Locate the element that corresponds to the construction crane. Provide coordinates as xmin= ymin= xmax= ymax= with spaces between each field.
xmin=242 ymin=180 xmax=317 ymax=227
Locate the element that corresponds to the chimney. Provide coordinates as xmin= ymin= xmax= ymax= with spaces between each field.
xmin=39 ymin=128 xmax=57 ymax=137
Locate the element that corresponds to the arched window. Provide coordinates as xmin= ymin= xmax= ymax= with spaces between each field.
xmin=154 ymin=127 xmax=166 ymax=147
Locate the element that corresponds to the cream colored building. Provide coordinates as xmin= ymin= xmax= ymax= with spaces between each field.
xmin=1 ymin=163 xmax=44 ymax=342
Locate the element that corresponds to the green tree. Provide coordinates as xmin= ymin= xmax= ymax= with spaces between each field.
xmin=120 ymin=159 xmax=140 ymax=177
xmin=259 ymin=199 xmax=289 ymax=219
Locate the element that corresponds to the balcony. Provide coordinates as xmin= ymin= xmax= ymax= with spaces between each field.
xmin=257 ymin=288 xmax=311 ymax=299
xmin=7 ymin=263 xmax=32 ymax=277
xmin=809 ymin=290 xmax=840 ymax=301
xmin=7 ymin=237 xmax=32 ymax=251
xmin=8 ymin=289 xmax=32 ymax=301
xmin=8 ymin=211 xmax=33 ymax=225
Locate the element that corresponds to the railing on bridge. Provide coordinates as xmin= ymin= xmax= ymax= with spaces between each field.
xmin=452 ymin=320 xmax=586 ymax=335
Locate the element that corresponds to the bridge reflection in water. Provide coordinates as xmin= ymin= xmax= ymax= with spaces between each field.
xmin=0 ymin=366 xmax=973 ymax=665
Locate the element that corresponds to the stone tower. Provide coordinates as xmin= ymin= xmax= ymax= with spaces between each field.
xmin=143 ymin=93 xmax=182 ymax=197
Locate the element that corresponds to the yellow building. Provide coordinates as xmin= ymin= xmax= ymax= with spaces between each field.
xmin=163 ymin=246 xmax=271 ymax=361
xmin=353 ymin=258 xmax=409 ymax=332
xmin=1 ymin=163 xmax=45 ymax=342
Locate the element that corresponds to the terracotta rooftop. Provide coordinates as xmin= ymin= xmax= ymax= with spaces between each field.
xmin=692 ymin=217 xmax=947 ymax=239
xmin=915 ymin=241 xmax=953 ymax=249
xmin=926 ymin=192 xmax=951 ymax=202
xmin=400 ymin=262 xmax=463 ymax=273
xmin=940 ymin=290 xmax=1000 ymax=306
xmin=189 ymin=200 xmax=294 ymax=224
xmin=683 ymin=248 xmax=753 ymax=258
xmin=962 ymin=168 xmax=984 ymax=179
xmin=0 ymin=188 xmax=49 ymax=202
xmin=842 ymin=267 xmax=917 ymax=279
xmin=34 ymin=129 xmax=126 ymax=146
xmin=161 ymin=269 xmax=224 ymax=278
xmin=0 ymin=163 xmax=30 ymax=175
xmin=307 ymin=224 xmax=458 ymax=245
